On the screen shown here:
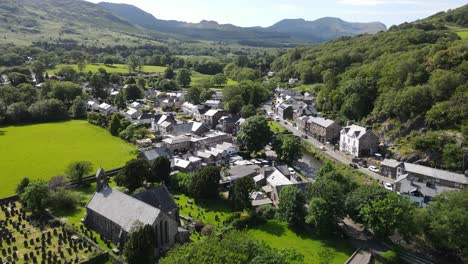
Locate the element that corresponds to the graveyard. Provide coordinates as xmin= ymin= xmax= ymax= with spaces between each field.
xmin=0 ymin=200 xmax=103 ymax=264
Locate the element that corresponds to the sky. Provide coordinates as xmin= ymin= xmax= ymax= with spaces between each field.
xmin=86 ymin=0 xmax=467 ymax=27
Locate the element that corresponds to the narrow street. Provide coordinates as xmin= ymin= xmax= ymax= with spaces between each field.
xmin=264 ymin=102 xmax=394 ymax=184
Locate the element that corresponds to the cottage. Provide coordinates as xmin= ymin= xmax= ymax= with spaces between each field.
xmin=216 ymin=116 xmax=240 ymax=134
xmin=221 ymin=164 xmax=261 ymax=185
xmin=139 ymin=148 xmax=172 ymax=163
xmin=125 ymin=108 xmax=142 ymax=120
xmin=130 ymin=102 xmax=145 ymax=111
xmin=306 ymin=116 xmax=341 ymax=144
xmin=251 ymin=192 xmax=273 ymax=207
xmin=265 ymin=168 xmax=308 ymax=206
xmin=173 ymin=157 xmax=200 ymax=172
xmin=276 ymin=104 xmax=293 ymax=120
xmin=202 ymin=109 xmax=226 ymax=129
xmin=204 ymin=100 xmax=223 ymax=109
xmin=87 ymin=100 xmax=100 ymax=111
xmin=98 ymin=103 xmax=116 ymax=114
xmin=339 ymin=125 xmax=379 ymax=157
xmin=85 ymin=169 xmax=188 ymax=255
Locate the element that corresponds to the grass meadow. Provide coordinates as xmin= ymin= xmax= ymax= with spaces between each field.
xmin=249 ymin=220 xmax=353 ymax=264
xmin=190 ymin=71 xmax=238 ymax=89
xmin=0 ymin=120 xmax=137 ymax=197
xmin=51 ymin=63 xmax=167 ymax=74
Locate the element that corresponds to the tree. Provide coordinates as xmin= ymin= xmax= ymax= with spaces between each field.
xmin=115 ymin=159 xmax=149 ymax=192
xmin=104 ymin=57 xmax=114 ymax=66
xmin=149 ymin=156 xmax=171 ymax=183
xmin=124 ymin=84 xmax=143 ymax=101
xmin=277 ymin=186 xmax=305 ymax=226
xmin=442 ymin=143 xmax=463 ymax=171
xmin=345 ymin=184 xmax=388 ymax=222
xmin=305 ymin=197 xmax=335 ymax=234
xmin=65 ymin=161 xmax=93 ymax=186
xmin=224 ymin=95 xmax=244 ymax=114
xmin=158 ymin=79 xmax=179 ymax=92
xmin=422 ymin=190 xmax=468 ymax=262
xmin=211 ymin=73 xmax=228 ymax=87
xmin=31 ymin=61 xmax=45 ymax=83
xmin=6 ymin=102 xmax=29 ymax=123
xmin=237 ymin=116 xmax=273 ymax=153
xmin=188 ymin=166 xmax=221 ymax=199
xmin=77 ymin=60 xmax=87 ymax=73
xmin=89 ymin=72 xmax=108 ymax=99
xmin=240 ymin=104 xmax=256 ymax=118
xmin=164 ymin=67 xmax=175 ymax=79
xmin=28 ymin=99 xmax=68 ymax=122
xmin=20 ymin=180 xmax=49 ymax=214
xmin=0 ymin=100 xmax=5 ymax=124
xmin=229 ymin=176 xmax=256 ymax=210
xmin=57 ymin=66 xmax=78 ymax=82
xmin=360 ymin=192 xmax=415 ymax=239
xmin=16 ymin=177 xmax=30 ymax=195
xmin=177 ymin=68 xmax=191 ymax=87
xmin=108 ymin=114 xmax=122 ymax=136
xmin=124 ymin=224 xmax=157 ymax=264
xmin=275 ymin=136 xmax=303 ymax=164
xmin=127 ymin=55 xmax=142 ymax=73
xmin=109 ymin=73 xmax=122 ymax=85
xmin=114 ymin=92 xmax=126 ymax=110
xmin=70 ymin=96 xmax=86 ymax=118
xmin=185 ymin=86 xmax=202 ymax=104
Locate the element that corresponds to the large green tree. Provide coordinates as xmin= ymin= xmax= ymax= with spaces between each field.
xmin=65 ymin=161 xmax=93 ymax=186
xmin=229 ymin=176 xmax=256 ymax=210
xmin=188 ymin=166 xmax=221 ymax=199
xmin=124 ymin=84 xmax=143 ymax=101
xmin=149 ymin=156 xmax=171 ymax=183
xmin=237 ymin=116 xmax=273 ymax=153
xmin=124 ymin=224 xmax=157 ymax=264
xmin=277 ymin=186 xmax=306 ymax=226
xmin=20 ymin=180 xmax=49 ymax=214
xmin=360 ymin=192 xmax=415 ymax=239
xmin=115 ymin=159 xmax=150 ymax=192
xmin=177 ymin=68 xmax=191 ymax=87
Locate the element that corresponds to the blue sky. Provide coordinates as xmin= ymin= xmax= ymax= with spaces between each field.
xmin=87 ymin=0 xmax=467 ymax=27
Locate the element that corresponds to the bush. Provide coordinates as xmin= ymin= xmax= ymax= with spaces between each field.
xmin=201 ymin=224 xmax=213 ymax=236
xmin=47 ymin=190 xmax=82 ymax=210
xmin=256 ymin=205 xmax=276 ymax=219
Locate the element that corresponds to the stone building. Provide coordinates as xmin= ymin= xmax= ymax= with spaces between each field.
xmin=85 ymin=169 xmax=188 ymax=254
xmin=339 ymin=125 xmax=379 ymax=157
xmin=305 ymin=116 xmax=341 ymax=144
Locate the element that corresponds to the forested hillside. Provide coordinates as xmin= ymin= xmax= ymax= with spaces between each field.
xmin=270 ymin=6 xmax=468 ymax=169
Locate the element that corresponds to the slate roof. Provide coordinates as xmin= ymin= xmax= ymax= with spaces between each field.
xmin=204 ymin=109 xmax=222 ymax=117
xmin=307 ymin=116 xmax=335 ymax=128
xmin=403 ymin=163 xmax=468 ymax=185
xmin=132 ymin=185 xmax=178 ymax=213
xmin=381 ymin=159 xmax=402 ymax=168
xmin=87 ymin=187 xmax=161 ymax=232
xmin=267 ymin=169 xmax=292 ymax=187
xmin=396 ymin=175 xmax=459 ymax=198
xmin=140 ymin=148 xmax=170 ymax=161
xmin=225 ymin=165 xmax=260 ymax=181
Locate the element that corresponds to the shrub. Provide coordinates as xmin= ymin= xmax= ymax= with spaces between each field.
xmin=47 ymin=190 xmax=82 ymax=210
xmin=256 ymin=205 xmax=276 ymax=219
xmin=201 ymin=224 xmax=213 ymax=236
xmin=379 ymin=250 xmax=401 ymax=264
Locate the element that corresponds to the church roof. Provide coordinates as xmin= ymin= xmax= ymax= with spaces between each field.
xmin=86 ymin=187 xmax=161 ymax=232
xmin=132 ymin=185 xmax=178 ymax=213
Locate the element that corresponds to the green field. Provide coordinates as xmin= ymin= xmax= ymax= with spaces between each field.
xmin=52 ymin=63 xmax=167 ymax=74
xmin=456 ymin=30 xmax=468 ymax=39
xmin=191 ymin=71 xmax=238 ymax=88
xmin=268 ymin=120 xmax=288 ymax=133
xmin=249 ymin=220 xmax=353 ymax=264
xmin=0 ymin=120 xmax=137 ymax=197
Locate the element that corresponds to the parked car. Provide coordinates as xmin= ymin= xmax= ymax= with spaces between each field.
xmin=357 ymin=161 xmax=368 ymax=168
xmin=319 ymin=146 xmax=326 ymax=151
xmin=349 ymin=163 xmax=358 ymax=169
xmin=384 ymin=182 xmax=393 ymax=191
xmin=302 ymin=134 xmax=308 ymax=139
xmin=368 ymin=166 xmax=380 ymax=173
xmin=288 ymin=167 xmax=296 ymax=175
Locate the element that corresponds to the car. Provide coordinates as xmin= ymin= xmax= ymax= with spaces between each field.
xmin=319 ymin=146 xmax=326 ymax=151
xmin=384 ymin=182 xmax=393 ymax=191
xmin=288 ymin=167 xmax=296 ymax=175
xmin=302 ymin=134 xmax=308 ymax=139
xmin=357 ymin=161 xmax=368 ymax=168
xmin=349 ymin=163 xmax=358 ymax=169
xmin=275 ymin=118 xmax=280 ymax=121
xmin=368 ymin=166 xmax=380 ymax=173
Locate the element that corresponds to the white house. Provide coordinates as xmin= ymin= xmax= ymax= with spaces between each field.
xmin=87 ymin=100 xmax=100 ymax=111
xmin=339 ymin=125 xmax=380 ymax=157
xmin=130 ymin=101 xmax=145 ymax=110
xmin=205 ymin=100 xmax=223 ymax=109
xmin=125 ymin=108 xmax=142 ymax=120
xmin=99 ymin=103 xmax=116 ymax=114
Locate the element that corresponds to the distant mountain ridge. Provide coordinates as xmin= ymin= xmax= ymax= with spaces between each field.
xmin=98 ymin=2 xmax=387 ymax=44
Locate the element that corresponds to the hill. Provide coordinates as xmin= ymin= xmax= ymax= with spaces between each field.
xmin=0 ymin=0 xmax=170 ymax=46
xmin=99 ymin=2 xmax=386 ymax=45
xmin=269 ymin=4 xmax=467 ymax=169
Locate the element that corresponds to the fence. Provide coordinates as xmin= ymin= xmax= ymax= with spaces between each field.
xmin=67 ymin=167 xmax=123 ymax=188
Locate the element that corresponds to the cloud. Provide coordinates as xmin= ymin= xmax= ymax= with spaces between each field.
xmin=336 ymin=0 xmax=430 ymax=6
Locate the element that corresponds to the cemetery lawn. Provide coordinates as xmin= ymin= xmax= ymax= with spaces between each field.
xmin=52 ymin=63 xmax=167 ymax=74
xmin=249 ymin=220 xmax=353 ymax=264
xmin=0 ymin=120 xmax=137 ymax=198
xmin=0 ymin=202 xmax=102 ymax=263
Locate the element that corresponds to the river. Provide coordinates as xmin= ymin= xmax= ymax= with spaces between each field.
xmin=295 ymin=149 xmax=323 ymax=180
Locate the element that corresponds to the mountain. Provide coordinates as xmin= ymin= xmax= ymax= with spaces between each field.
xmin=267 ymin=17 xmax=386 ymax=42
xmin=98 ymin=2 xmax=387 ymax=44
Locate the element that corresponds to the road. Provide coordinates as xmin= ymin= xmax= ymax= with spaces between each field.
xmin=264 ymin=103 xmax=394 ymax=184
